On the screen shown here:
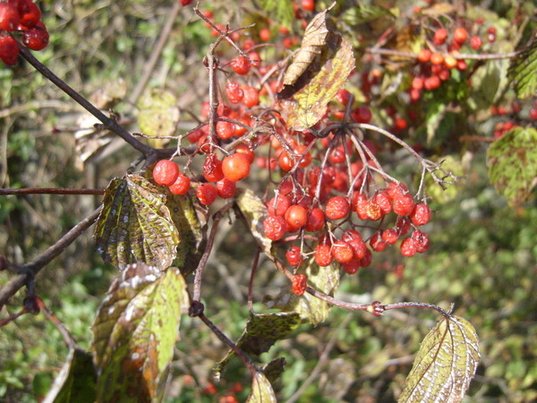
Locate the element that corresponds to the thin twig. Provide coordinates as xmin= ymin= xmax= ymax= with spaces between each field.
xmin=0 ymin=187 xmax=104 ymax=196
xmin=365 ymin=47 xmax=524 ymax=60
xmin=0 ymin=207 xmax=101 ymax=309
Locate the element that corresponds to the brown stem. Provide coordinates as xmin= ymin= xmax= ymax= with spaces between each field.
xmin=0 ymin=207 xmax=101 ymax=309
xmin=365 ymin=47 xmax=524 ymax=60
xmin=0 ymin=187 xmax=104 ymax=196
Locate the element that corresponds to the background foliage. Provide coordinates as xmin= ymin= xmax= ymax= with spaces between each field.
xmin=0 ymin=0 xmax=536 ymax=402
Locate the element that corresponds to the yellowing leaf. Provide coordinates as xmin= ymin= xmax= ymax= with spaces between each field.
xmin=235 ymin=188 xmax=272 ymax=258
xmin=92 ymin=263 xmax=187 ymax=402
xmin=280 ymin=38 xmax=355 ymax=130
xmin=487 ymin=127 xmax=537 ymax=207
xmin=95 ymin=174 xmax=179 ymax=271
xmin=247 ymin=372 xmax=277 ymax=403
xmin=137 ymin=88 xmax=180 ymax=148
xmin=399 ymin=315 xmax=480 ymax=403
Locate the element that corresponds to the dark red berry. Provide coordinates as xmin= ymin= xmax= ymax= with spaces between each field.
xmin=267 ymin=195 xmax=291 ymax=217
xmin=305 ymin=207 xmax=325 ymax=232
xmin=196 ymin=183 xmax=218 ymax=206
xmin=411 ymin=230 xmax=430 ymax=253
xmin=410 ymin=203 xmax=432 ymax=226
xmin=291 ymin=273 xmax=308 ymax=296
xmin=369 ymin=232 xmax=387 ymax=252
xmin=381 ymin=228 xmax=399 ymax=244
xmin=0 ymin=3 xmax=20 ymax=31
xmin=285 ymin=246 xmax=303 ymax=267
xmin=203 ymin=154 xmax=224 ymax=182
xmin=22 ymin=24 xmax=49 ymax=51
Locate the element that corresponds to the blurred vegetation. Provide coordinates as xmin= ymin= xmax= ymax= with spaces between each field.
xmin=0 ymin=1 xmax=536 ymax=402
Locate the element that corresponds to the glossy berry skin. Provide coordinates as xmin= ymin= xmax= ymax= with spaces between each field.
xmin=202 ymin=154 xmax=224 ymax=182
xmin=196 ymin=183 xmax=218 ymax=206
xmin=230 ymin=56 xmax=250 ymax=75
xmin=216 ymin=178 xmax=236 ymax=199
xmin=453 ymin=27 xmax=468 ymax=44
xmin=410 ymin=203 xmax=432 ymax=226
xmin=0 ymin=3 xmax=20 ymax=31
xmin=153 ymin=160 xmax=180 ymax=186
xmin=291 ymin=274 xmax=308 ymax=296
xmin=234 ymin=144 xmax=255 ymax=164
xmin=22 ymin=24 xmax=49 ymax=51
xmin=284 ymin=205 xmax=308 ymax=230
xmin=0 ymin=34 xmax=19 ymax=65
xmin=15 ymin=0 xmax=41 ymax=28
xmin=400 ymin=237 xmax=417 ymax=257
xmin=216 ymin=121 xmax=235 ymax=140
xmin=314 ymin=244 xmax=332 ymax=267
xmin=263 ymin=215 xmax=287 ymax=241
xmin=302 ymin=0 xmax=315 ymax=12
xmin=225 ymin=81 xmax=243 ymax=104
xmin=332 ymin=241 xmax=354 ymax=263
xmin=325 ymin=196 xmax=350 ymax=220
xmin=285 ymin=246 xmax=303 ymax=267
xmin=168 ymin=174 xmax=191 ymax=195
xmin=222 ymin=153 xmax=251 ymax=182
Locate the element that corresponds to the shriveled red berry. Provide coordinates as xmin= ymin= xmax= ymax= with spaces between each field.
xmin=263 ymin=215 xmax=287 ymax=241
xmin=285 ymin=246 xmax=303 ymax=267
xmin=342 ymin=259 xmax=361 ymax=274
xmin=196 ymin=183 xmax=218 ymax=206
xmin=314 ymin=243 xmax=332 ymax=267
xmin=354 ymin=192 xmax=369 ymax=220
xmin=369 ymin=232 xmax=387 ymax=252
xmin=359 ymin=249 xmax=372 ymax=267
xmin=381 ymin=228 xmax=399 ymax=245
xmin=225 ymin=80 xmax=244 ymax=104
xmin=0 ymin=3 xmax=20 ymax=31
xmin=16 ymin=0 xmax=41 ymax=28
xmin=22 ymin=24 xmax=49 ymax=51
xmin=284 ymin=204 xmax=308 ymax=230
xmin=411 ymin=230 xmax=430 ymax=253
xmin=242 ymin=86 xmax=259 ymax=108
xmin=342 ymin=229 xmax=362 ymax=242
xmin=386 ymin=182 xmax=408 ymax=200
xmin=332 ymin=241 xmax=354 ymax=263
xmin=305 ymin=207 xmax=325 ymax=232
xmin=373 ymin=190 xmax=392 ymax=215
xmin=392 ymin=193 xmax=415 ymax=216
xmin=267 ymin=195 xmax=291 ymax=217
xmin=291 ymin=273 xmax=308 ymax=296
xmin=400 ymin=237 xmax=417 ymax=257
xmin=365 ymin=199 xmax=382 ymax=221
xmin=395 ymin=216 xmax=411 ymax=236
xmin=325 ymin=196 xmax=350 ymax=220
xmin=0 ymin=34 xmax=19 ymax=65
xmin=230 ymin=55 xmax=251 ymax=75
xmin=203 ymin=154 xmax=224 ymax=182
xmin=410 ymin=203 xmax=432 ymax=226
xmin=222 ymin=153 xmax=251 ymax=181
xmin=216 ymin=178 xmax=236 ymax=199
xmin=153 ymin=159 xmax=180 ymax=186
xmin=168 ymin=174 xmax=191 ymax=195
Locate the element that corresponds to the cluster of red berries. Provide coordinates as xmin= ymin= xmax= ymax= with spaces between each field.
xmin=0 ymin=0 xmax=48 ymax=65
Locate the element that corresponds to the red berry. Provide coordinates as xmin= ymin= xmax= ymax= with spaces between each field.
xmin=225 ymin=81 xmax=244 ymax=104
xmin=394 ymin=117 xmax=408 ymax=131
xmin=411 ymin=230 xmax=430 ymax=253
xmin=354 ymin=192 xmax=369 ymax=220
xmin=359 ymin=249 xmax=372 ymax=267
xmin=365 ymin=199 xmax=382 ymax=221
xmin=203 ymin=154 xmax=224 ymax=182
xmin=325 ymin=196 xmax=350 ymax=220
xmin=259 ymin=27 xmax=271 ymax=42
xmin=267 ymin=195 xmax=291 ymax=217
xmin=284 ymin=205 xmax=308 ymax=230
xmin=381 ymin=228 xmax=399 ymax=245
xmin=216 ymin=121 xmax=235 ymax=140
xmin=342 ymin=259 xmax=360 ymax=274
xmin=263 ymin=215 xmax=287 ymax=241
xmin=0 ymin=3 xmax=20 ymax=31
xmin=433 ymin=28 xmax=448 ymax=45
xmin=351 ymin=106 xmax=372 ymax=123
xmin=424 ymin=75 xmax=441 ymax=90
xmin=153 ymin=160 xmax=180 ymax=186
xmin=386 ymin=182 xmax=408 ymax=200
xmin=392 ymin=193 xmax=415 ymax=216
xmin=470 ymin=36 xmax=482 ymax=50
xmin=417 ymin=49 xmax=431 ymax=63
xmin=180 ymin=0 xmax=193 ymax=5
xmin=168 ymin=174 xmax=191 ymax=195
xmin=336 ymin=89 xmax=352 ymax=105
xmin=0 ymin=34 xmax=19 ymax=65
xmin=16 ymin=0 xmax=41 ymax=28
xmin=400 ymin=237 xmax=417 ymax=257
xmin=22 ymin=24 xmax=49 ymax=51
xmin=222 ymin=153 xmax=251 ymax=182
xmin=196 ymin=183 xmax=218 ymax=206
xmin=305 ymin=207 xmax=325 ymax=232
xmin=291 ymin=273 xmax=308 ymax=296
xmin=314 ymin=243 xmax=332 ymax=267
xmin=242 ymin=86 xmax=259 ymax=108
xmin=395 ymin=216 xmax=411 ymax=236
xmin=230 ymin=55 xmax=251 ymax=75
xmin=285 ymin=246 xmax=303 ymax=267
xmin=430 ymin=53 xmax=444 ymax=65
xmin=453 ymin=27 xmax=468 ymax=44
xmin=373 ymin=190 xmax=392 ymax=215
xmin=369 ymin=232 xmax=387 ymax=252
xmin=216 ymin=178 xmax=236 ymax=199
xmin=234 ymin=144 xmax=255 ymax=164
xmin=410 ymin=203 xmax=432 ymax=226
xmin=302 ymin=0 xmax=315 ymax=12
xmin=332 ymin=241 xmax=354 ymax=263
xmin=347 ymin=238 xmax=368 ymax=259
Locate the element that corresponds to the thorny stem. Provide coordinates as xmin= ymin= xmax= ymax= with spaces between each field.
xmin=0 ymin=187 xmax=104 ymax=196
xmin=18 ymin=46 xmax=156 ymax=157
xmin=0 ymin=207 xmax=101 ymax=310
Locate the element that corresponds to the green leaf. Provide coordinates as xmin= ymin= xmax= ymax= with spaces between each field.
xmin=509 ymin=37 xmax=537 ymax=99
xmin=213 ymin=312 xmax=301 ymax=379
xmin=258 ymin=0 xmax=294 ymax=28
xmin=95 ymin=174 xmax=179 ymax=271
xmin=341 ymin=3 xmax=394 ymax=25
xmin=92 ymin=263 xmax=187 ymax=402
xmin=235 ymin=189 xmax=272 ymax=258
xmin=44 ymin=349 xmax=96 ymax=403
xmin=247 ymin=372 xmax=277 ymax=403
xmin=280 ymin=28 xmax=355 ymax=130
xmin=137 ymin=88 xmax=180 ymax=147
xmin=487 ymin=127 xmax=537 ymax=207
xmin=399 ymin=315 xmax=480 ymax=403
xmin=166 ymin=193 xmax=205 ymax=275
